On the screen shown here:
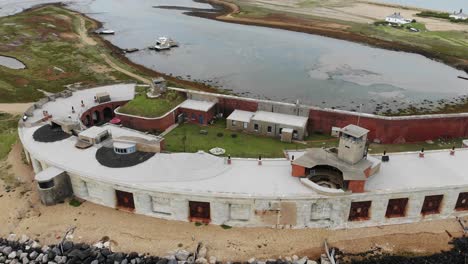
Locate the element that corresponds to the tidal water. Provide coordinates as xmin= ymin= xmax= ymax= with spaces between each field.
xmin=1 ymin=0 xmax=467 ymax=113
xmin=0 ymin=55 xmax=25 ymax=69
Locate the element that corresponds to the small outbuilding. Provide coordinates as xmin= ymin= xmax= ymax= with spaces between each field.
xmin=76 ymin=126 xmax=111 ymax=148
xmin=385 ymin=12 xmax=410 ymax=24
xmin=178 ymin=99 xmax=216 ymax=125
xmin=227 ymin=110 xmax=309 ymax=140
xmin=35 ymin=167 xmax=73 ymax=206
xmin=450 ymin=9 xmax=468 ymax=20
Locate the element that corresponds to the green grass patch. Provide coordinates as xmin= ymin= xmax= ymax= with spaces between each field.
xmin=164 ymin=119 xmax=309 ymax=158
xmin=0 ymin=113 xmax=19 ymax=160
xmin=416 ymin=11 xmax=450 ymax=19
xmin=69 ymin=198 xmax=82 ymax=207
xmin=220 ymin=224 xmax=232 ymax=229
xmin=118 ymin=90 xmax=185 ymax=118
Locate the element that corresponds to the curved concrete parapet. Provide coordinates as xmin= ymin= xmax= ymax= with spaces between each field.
xmin=299 ymin=178 xmax=350 ymax=196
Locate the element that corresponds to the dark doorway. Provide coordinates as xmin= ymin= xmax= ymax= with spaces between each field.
xmin=386 ymin=198 xmax=408 ymax=218
xmin=84 ymin=115 xmax=91 ymax=127
xmin=421 ymin=195 xmax=443 ymax=215
xmin=103 ymin=107 xmax=113 ymax=122
xmin=92 ymin=110 xmax=101 ymax=124
xmin=455 ymin=192 xmax=468 ymax=211
xmin=116 ymin=190 xmax=135 ymax=211
xmin=189 ymin=201 xmax=210 ymax=223
xmin=348 ymin=201 xmax=371 ymax=221
xmin=198 ymin=114 xmax=204 ymax=125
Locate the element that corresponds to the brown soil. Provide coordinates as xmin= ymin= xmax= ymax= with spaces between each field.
xmin=0 ymin=142 xmax=465 ymax=261
xmin=192 ymin=0 xmax=468 ymax=74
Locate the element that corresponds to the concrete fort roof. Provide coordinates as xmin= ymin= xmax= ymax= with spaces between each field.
xmin=35 ymin=166 xmax=64 ymax=182
xmin=21 ymin=125 xmax=314 ymax=198
xmin=251 ymin=111 xmax=308 ymax=128
xmin=227 ymin=110 xmax=255 ymax=123
xmin=341 ymin=124 xmax=369 ymax=138
xmin=26 ymin=84 xmax=135 ymax=124
xmin=366 ymin=149 xmax=468 ymax=192
xmin=78 ymin=125 xmax=108 ymax=139
xmin=179 ymin=99 xmax=216 ymax=112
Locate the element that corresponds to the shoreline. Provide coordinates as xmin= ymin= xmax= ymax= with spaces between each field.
xmin=188 ymin=0 xmax=468 ymax=74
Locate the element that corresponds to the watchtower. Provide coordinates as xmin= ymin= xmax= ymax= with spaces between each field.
xmin=338 ymin=124 xmax=369 ymax=165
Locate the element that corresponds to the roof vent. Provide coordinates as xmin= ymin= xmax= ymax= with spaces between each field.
xmin=381 ymin=150 xmax=389 ymax=162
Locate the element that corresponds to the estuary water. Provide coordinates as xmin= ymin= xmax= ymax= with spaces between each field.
xmin=1 ymin=0 xmax=467 ymax=113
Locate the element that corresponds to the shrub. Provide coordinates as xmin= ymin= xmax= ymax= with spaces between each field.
xmin=217 ymin=132 xmax=223 ymax=137
xmin=69 ymin=198 xmax=82 ymax=207
xmin=231 ymin=133 xmax=237 ymax=138
xmin=221 ymin=224 xmax=232 ymax=230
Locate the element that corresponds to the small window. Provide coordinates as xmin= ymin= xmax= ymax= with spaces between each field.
xmin=243 ymin=122 xmax=248 ymax=129
xmin=421 ymin=195 xmax=443 ymax=215
xmin=191 ymin=113 xmax=196 ymax=120
xmin=232 ymin=120 xmax=237 ymax=126
xmin=38 ymin=180 xmax=55 ymax=189
xmin=267 ymin=126 xmax=272 ymax=133
xmin=349 ymin=201 xmax=371 ymax=221
xmin=455 ymin=192 xmax=468 ymax=211
xmin=254 ymin=124 xmax=259 ymax=131
xmin=279 ymin=128 xmax=283 ymax=134
xmin=386 ymin=198 xmax=408 ymax=218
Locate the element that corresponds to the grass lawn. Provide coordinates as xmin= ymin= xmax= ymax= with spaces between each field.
xmin=0 ymin=113 xmax=19 ymax=160
xmin=118 ymin=90 xmax=185 ymax=118
xmin=164 ymin=119 xmax=310 ymax=158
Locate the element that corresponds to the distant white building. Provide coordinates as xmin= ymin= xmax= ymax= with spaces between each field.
xmin=385 ymin=12 xmax=410 ymax=25
xmin=450 ymin=9 xmax=468 ymax=20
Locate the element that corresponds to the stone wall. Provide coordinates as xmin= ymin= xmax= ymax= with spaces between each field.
xmin=115 ymin=109 xmax=178 ymax=133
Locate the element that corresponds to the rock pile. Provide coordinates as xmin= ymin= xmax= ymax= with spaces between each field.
xmin=0 ymin=234 xmax=319 ymax=264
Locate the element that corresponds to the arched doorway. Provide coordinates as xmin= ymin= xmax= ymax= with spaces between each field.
xmin=92 ymin=110 xmax=101 ymax=125
xmin=83 ymin=114 xmax=91 ymax=127
xmin=103 ymin=107 xmax=113 ymax=122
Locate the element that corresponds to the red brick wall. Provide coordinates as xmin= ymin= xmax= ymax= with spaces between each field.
xmin=80 ymin=100 xmax=129 ymax=127
xmin=217 ymin=97 xmax=258 ymax=117
xmin=291 ymin=164 xmax=306 ymax=177
xmin=115 ymin=110 xmax=177 ymax=133
xmin=178 ymin=107 xmax=215 ymax=126
xmin=348 ymin=180 xmax=366 ymax=193
xmin=309 ymin=109 xmax=468 ymax=144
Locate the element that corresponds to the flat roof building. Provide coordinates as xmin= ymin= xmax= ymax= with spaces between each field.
xmin=227 ymin=110 xmax=309 ymax=140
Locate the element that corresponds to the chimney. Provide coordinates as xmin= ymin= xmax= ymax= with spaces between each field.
xmin=450 ymin=146 xmax=455 ymax=156
xmin=258 ymin=155 xmax=262 ymax=166
xmin=81 ymin=100 xmax=85 ymax=107
xmin=291 ymin=154 xmax=295 ymax=164
xmin=227 ymin=155 xmax=231 ymax=165
xmin=419 ymin=148 xmax=424 ymax=158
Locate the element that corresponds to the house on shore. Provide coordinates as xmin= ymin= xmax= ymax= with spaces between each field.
xmin=450 ymin=9 xmax=468 ymax=20
xmin=385 ymin=12 xmax=411 ymax=25
xmin=227 ymin=109 xmax=308 ymax=141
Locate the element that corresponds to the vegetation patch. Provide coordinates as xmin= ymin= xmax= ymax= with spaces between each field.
xmin=0 ymin=113 xmax=19 ymax=160
xmin=164 ymin=119 xmax=309 ymax=158
xmin=118 ymin=90 xmax=185 ymax=118
xmin=69 ymin=198 xmax=82 ymax=207
xmin=0 ymin=6 xmax=150 ymax=103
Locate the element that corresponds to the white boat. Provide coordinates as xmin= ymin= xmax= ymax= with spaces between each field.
xmin=152 ymin=37 xmax=178 ymax=51
xmin=97 ymin=29 xmax=115 ymax=35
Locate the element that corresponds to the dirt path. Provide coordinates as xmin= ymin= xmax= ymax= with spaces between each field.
xmin=0 ymin=103 xmax=33 ymax=114
xmin=99 ymin=54 xmax=151 ymax=84
xmin=77 ymin=15 xmax=97 ymax=46
xmin=0 ymin=144 xmax=465 ymax=261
